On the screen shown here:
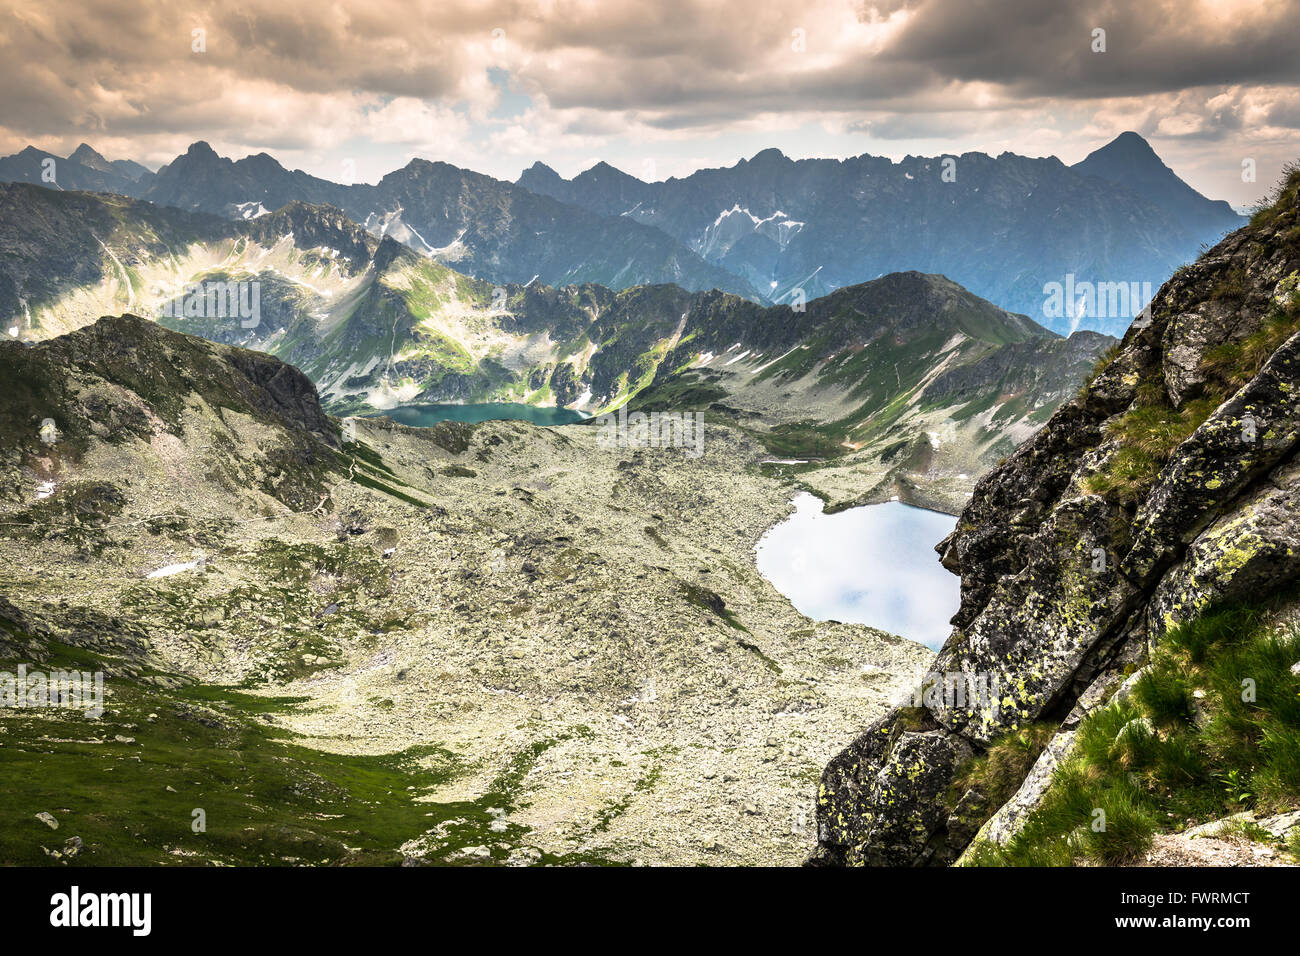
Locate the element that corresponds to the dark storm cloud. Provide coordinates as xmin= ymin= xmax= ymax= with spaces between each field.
xmin=880 ymin=0 xmax=1300 ymax=98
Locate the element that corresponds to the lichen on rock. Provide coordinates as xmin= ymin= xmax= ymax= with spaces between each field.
xmin=813 ymin=163 xmax=1300 ymax=866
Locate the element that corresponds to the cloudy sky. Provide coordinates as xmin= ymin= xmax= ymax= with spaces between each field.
xmin=2 ymin=0 xmax=1297 ymax=205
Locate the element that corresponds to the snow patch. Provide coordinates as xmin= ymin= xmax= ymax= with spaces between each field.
xmin=232 ymin=201 xmax=270 ymax=219
xmin=146 ymin=560 xmax=202 ymax=580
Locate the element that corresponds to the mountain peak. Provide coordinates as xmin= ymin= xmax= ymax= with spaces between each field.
xmin=747 ymin=147 xmax=788 ymax=165
xmin=577 ymin=160 xmax=641 ymax=183
xmin=183 ymin=141 xmax=221 ymax=161
xmin=1070 ymin=130 xmax=1241 ymax=228
xmin=517 ymin=160 xmax=566 ymax=192
xmin=68 ymin=143 xmax=108 ymax=167
xmin=238 ymin=151 xmax=286 ymax=173
xmin=1086 ymin=130 xmax=1160 ymax=165
xmin=373 ymin=234 xmax=414 ymax=273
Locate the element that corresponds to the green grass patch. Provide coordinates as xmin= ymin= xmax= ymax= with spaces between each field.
xmin=0 ymin=655 xmax=613 ymax=866
xmin=966 ymin=604 xmax=1300 ymax=866
xmin=0 ymin=675 xmax=461 ymax=866
xmin=947 ymin=722 xmax=1057 ymax=816
xmin=761 ymin=421 xmax=845 ymax=459
xmin=1081 ymin=394 xmax=1222 ymax=504
xmin=348 ymin=470 xmax=431 ymax=508
xmin=679 ymin=582 xmax=749 ymax=633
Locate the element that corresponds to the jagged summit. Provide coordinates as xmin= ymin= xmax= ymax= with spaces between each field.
xmin=515 ymin=134 xmax=1244 ymax=332
xmin=1072 ymin=130 xmax=1237 ymax=229
xmin=67 ymin=143 xmax=109 ymax=168
xmin=0 ymin=134 xmax=1245 ymax=325
xmin=571 ymin=160 xmax=645 ymax=186
xmin=181 ymin=140 xmax=221 ymax=161
xmin=744 ymin=147 xmax=788 ymax=165
xmin=518 ymin=160 xmax=563 ymax=186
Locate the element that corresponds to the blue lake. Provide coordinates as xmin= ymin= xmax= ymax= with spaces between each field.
xmin=375 ymin=403 xmax=587 ymax=427
xmin=755 ymin=492 xmax=960 ymax=649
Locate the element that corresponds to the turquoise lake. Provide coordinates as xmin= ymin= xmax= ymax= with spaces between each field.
xmin=374 ymin=403 xmax=587 ymax=427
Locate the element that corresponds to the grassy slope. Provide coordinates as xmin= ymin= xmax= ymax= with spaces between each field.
xmin=0 ymin=594 xmax=610 ymax=869
xmin=965 ymin=603 xmax=1300 ymax=866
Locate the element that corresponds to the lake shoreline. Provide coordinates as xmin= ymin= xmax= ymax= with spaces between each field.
xmin=364 ymin=401 xmax=589 ymax=428
xmin=755 ymin=492 xmax=962 ymax=650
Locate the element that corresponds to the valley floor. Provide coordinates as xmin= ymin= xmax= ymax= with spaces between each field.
xmin=0 ymin=415 xmax=932 ymax=865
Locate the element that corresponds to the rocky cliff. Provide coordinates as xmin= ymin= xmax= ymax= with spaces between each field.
xmin=812 ymin=165 xmax=1300 ymax=866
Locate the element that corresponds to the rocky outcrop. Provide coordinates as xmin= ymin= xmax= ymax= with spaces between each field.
xmin=812 ymin=168 xmax=1300 ymax=866
xmin=957 ymin=730 xmax=1079 ymax=857
xmin=1 ymin=314 xmax=342 ymax=508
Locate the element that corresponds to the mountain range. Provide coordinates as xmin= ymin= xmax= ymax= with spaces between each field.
xmin=0 ymin=141 xmax=760 ymax=300
xmin=521 ymin=132 xmax=1243 ymax=334
xmin=0 ymin=143 xmax=154 ymax=196
xmin=0 ymin=134 xmax=1242 ymax=335
xmin=0 ymin=182 xmax=1113 ymax=509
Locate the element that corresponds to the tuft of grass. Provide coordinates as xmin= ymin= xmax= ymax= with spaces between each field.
xmin=1201 ymin=284 xmax=1300 ymax=389
xmin=1286 ymin=828 xmax=1300 ymax=862
xmin=1081 ymin=395 xmax=1221 ymax=504
xmin=1134 ymin=667 xmax=1195 ymax=728
xmin=1248 ymin=161 xmax=1300 ymax=230
xmin=948 ymin=722 xmax=1057 ymax=812
xmin=967 ymin=604 xmax=1300 ymax=866
xmin=1209 ymin=266 xmax=1247 ymax=302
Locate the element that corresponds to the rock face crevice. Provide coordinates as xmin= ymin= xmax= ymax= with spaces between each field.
xmin=811 ymin=172 xmax=1300 ymax=866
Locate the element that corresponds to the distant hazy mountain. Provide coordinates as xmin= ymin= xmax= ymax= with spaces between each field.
xmin=0 ymin=134 xmax=1241 ymax=331
xmin=93 ymin=141 xmax=763 ymax=299
xmin=67 ymin=143 xmax=154 ymax=184
xmin=143 ymin=141 xmax=349 ymax=217
xmin=1070 ymin=131 xmax=1240 ymax=235
xmin=518 ymin=133 xmax=1244 ymax=335
xmin=0 ymin=144 xmax=152 ymax=196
